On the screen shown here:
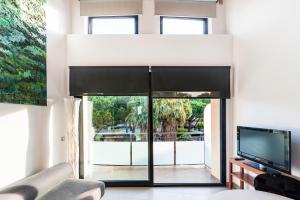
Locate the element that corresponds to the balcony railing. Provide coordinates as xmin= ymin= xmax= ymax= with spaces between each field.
xmin=90 ymin=132 xmax=205 ymax=166
xmin=95 ymin=132 xmax=204 ymax=142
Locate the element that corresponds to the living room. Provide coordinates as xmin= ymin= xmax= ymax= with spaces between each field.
xmin=0 ymin=0 xmax=299 ymax=199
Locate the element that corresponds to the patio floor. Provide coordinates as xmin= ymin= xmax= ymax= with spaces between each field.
xmin=85 ymin=165 xmax=220 ymax=183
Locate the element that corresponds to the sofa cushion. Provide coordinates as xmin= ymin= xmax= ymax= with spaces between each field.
xmin=38 ymin=179 xmax=105 ymax=200
xmin=0 ymin=185 xmax=38 ymax=200
xmin=0 ymin=163 xmax=72 ymax=199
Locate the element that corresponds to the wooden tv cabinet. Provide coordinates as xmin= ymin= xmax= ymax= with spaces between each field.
xmin=228 ymin=158 xmax=266 ymax=189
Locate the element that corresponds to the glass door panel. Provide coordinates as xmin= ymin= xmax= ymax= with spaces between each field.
xmin=82 ymin=96 xmax=149 ymax=181
xmin=153 ymin=98 xmax=221 ymax=184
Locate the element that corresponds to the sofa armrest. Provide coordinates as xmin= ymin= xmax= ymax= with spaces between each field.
xmin=38 ymin=179 xmax=105 ymax=200
xmin=0 ymin=163 xmax=72 ymax=199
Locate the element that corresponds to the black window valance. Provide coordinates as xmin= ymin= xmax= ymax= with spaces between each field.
xmin=69 ymin=66 xmax=149 ymax=96
xmin=69 ymin=66 xmax=230 ymax=98
xmin=151 ymin=66 xmax=231 ymax=98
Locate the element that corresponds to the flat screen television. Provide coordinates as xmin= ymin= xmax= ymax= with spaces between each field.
xmin=237 ymin=126 xmax=291 ymax=174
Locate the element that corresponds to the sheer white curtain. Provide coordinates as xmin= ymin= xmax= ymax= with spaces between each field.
xmin=65 ymin=97 xmax=82 ymax=178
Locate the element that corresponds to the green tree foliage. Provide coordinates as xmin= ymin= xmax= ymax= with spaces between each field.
xmin=186 ymin=99 xmax=211 ymax=131
xmin=125 ymin=97 xmax=148 ymax=133
xmin=90 ymin=96 xmax=149 ymax=134
xmin=190 ymin=99 xmax=210 ymax=119
xmin=0 ymin=0 xmax=47 ymax=105
xmin=153 ymin=99 xmax=192 ymax=141
xmin=89 ymin=96 xmax=116 ymax=129
xmin=153 ymin=99 xmax=192 ymax=132
xmin=89 ymin=97 xmax=210 ymax=141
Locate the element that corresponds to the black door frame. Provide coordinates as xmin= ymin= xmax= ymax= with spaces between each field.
xmin=149 ymin=97 xmax=226 ymax=187
xmin=79 ymin=96 xmax=227 ymax=187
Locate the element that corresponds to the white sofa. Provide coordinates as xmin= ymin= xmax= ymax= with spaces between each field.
xmin=0 ymin=163 xmax=105 ymax=200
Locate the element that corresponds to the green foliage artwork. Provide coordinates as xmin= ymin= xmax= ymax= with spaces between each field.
xmin=0 ymin=0 xmax=47 ymax=105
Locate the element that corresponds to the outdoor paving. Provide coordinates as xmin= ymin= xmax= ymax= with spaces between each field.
xmin=85 ymin=165 xmax=220 ymax=183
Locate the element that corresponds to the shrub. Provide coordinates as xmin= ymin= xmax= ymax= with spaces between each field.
xmin=177 ymin=132 xmax=193 ymax=141
xmin=135 ymin=133 xmax=141 ymax=141
xmin=112 ymin=129 xmax=122 ymax=134
xmin=94 ymin=134 xmax=103 ymax=141
xmin=177 ymin=128 xmax=188 ymax=133
xmin=196 ymin=122 xmax=204 ymax=130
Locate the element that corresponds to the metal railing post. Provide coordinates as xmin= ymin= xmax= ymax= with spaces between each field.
xmin=130 ymin=136 xmax=133 ymax=166
xmin=174 ymin=138 xmax=176 ymax=166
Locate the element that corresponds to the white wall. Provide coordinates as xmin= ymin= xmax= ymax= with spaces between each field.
xmin=71 ymin=0 xmax=88 ymax=34
xmin=70 ymin=0 xmax=227 ymax=34
xmin=211 ymin=100 xmax=220 ymax=179
xmin=211 ymin=2 xmax=227 ymax=34
xmin=204 ymin=101 xmax=221 ymax=180
xmin=226 ymin=0 xmax=300 ymax=177
xmin=0 ymin=0 xmax=71 ymax=188
xmin=139 ymin=0 xmax=160 ymax=34
xmin=67 ymin=34 xmax=233 ymax=66
xmin=204 ymin=104 xmax=212 ymax=167
xmin=47 ymin=0 xmax=72 ymax=167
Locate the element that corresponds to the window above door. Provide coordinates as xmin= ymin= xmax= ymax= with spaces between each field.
xmin=160 ymin=16 xmax=208 ymax=35
xmin=88 ymin=16 xmax=138 ymax=34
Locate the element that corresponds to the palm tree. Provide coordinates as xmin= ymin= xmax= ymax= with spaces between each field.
xmin=153 ymin=99 xmax=192 ymax=141
xmin=126 ymin=98 xmax=193 ymax=141
xmin=125 ymin=97 xmax=148 ymax=133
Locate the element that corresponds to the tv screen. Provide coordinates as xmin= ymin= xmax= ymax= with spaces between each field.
xmin=237 ymin=126 xmax=291 ymax=174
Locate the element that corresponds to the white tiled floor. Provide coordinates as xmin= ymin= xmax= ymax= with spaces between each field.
xmin=102 ymin=187 xmax=226 ymax=200
xmin=87 ymin=165 xmax=219 ymax=183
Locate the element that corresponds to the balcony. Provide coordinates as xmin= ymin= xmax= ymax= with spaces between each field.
xmin=84 ymin=132 xmax=219 ymax=183
xmin=82 ymin=96 xmax=221 ymax=184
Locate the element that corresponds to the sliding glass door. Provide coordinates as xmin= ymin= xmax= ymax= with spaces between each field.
xmin=71 ymin=65 xmax=230 ymax=186
xmin=152 ymin=98 xmax=221 ymax=184
xmin=81 ymin=96 xmax=223 ymax=185
xmin=82 ymin=96 xmax=150 ymax=182
xmin=150 ymin=66 xmax=229 ymax=185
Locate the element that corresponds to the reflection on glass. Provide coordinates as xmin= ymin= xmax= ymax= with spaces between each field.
xmin=84 ymin=96 xmax=149 ymax=181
